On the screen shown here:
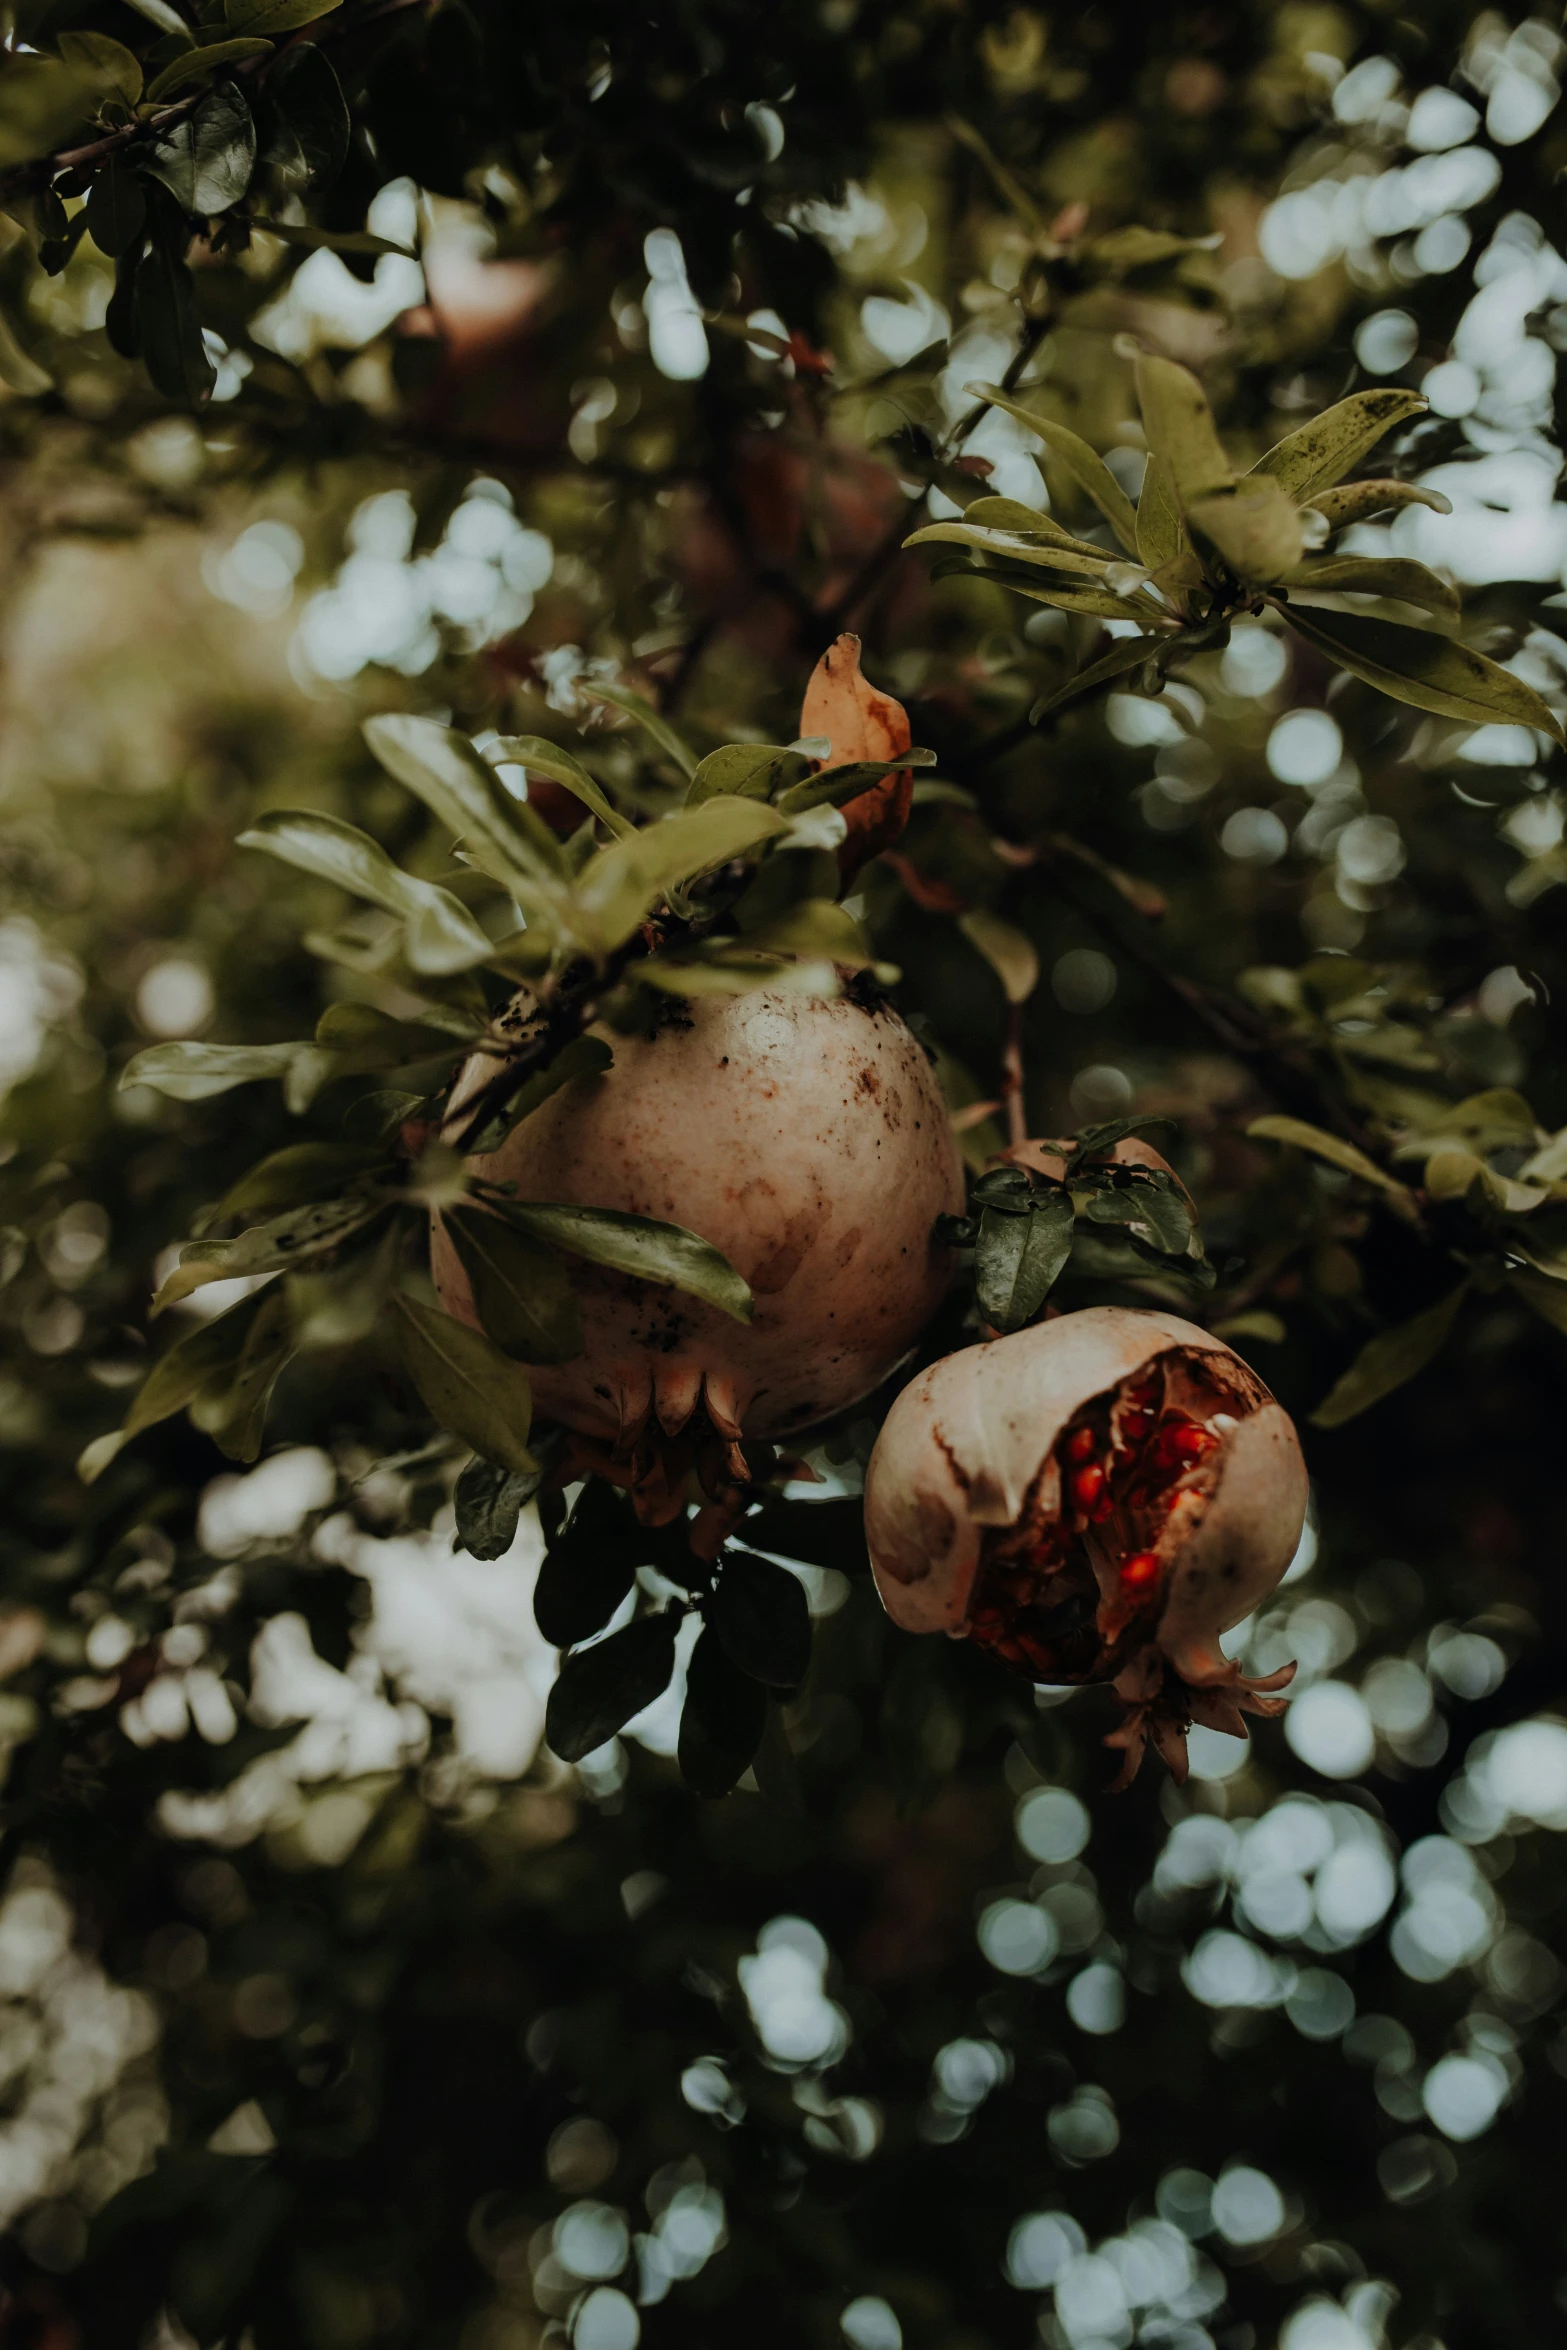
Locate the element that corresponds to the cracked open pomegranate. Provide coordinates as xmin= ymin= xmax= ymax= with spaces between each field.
xmin=863 ymin=1306 xmax=1306 ymax=1783
xmin=433 ymin=988 xmax=964 ymax=1492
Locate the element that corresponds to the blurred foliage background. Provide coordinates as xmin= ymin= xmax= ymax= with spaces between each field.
xmin=3 ymin=2 xmax=1567 ymax=2347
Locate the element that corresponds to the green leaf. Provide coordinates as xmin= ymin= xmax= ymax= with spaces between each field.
xmin=190 ymin=1285 xmax=294 ymax=1462
xmin=156 ymin=1194 xmax=385 ymax=1310
xmin=135 ymin=244 xmax=215 ymax=404
xmin=213 ymin=1143 xmax=383 ymax=1225
xmin=709 ymin=1549 xmax=812 ymax=1687
xmin=226 ymin=0 xmax=341 ymax=30
xmin=313 ymin=1001 xmax=472 ymax=1074
xmin=687 ymin=744 xmax=808 ymax=806
xmin=238 ymin=810 xmax=495 ymax=973
xmin=59 ymin=31 xmax=143 ymax=105
xmin=1278 ymin=606 xmax=1566 ymax=745
xmin=1307 ymin=479 xmax=1453 ymax=531
xmin=392 ymin=1293 xmax=535 ymax=1471
xmin=958 ymin=908 xmax=1038 ymax=1004
xmin=734 ymin=899 xmax=876 ymax=966
xmin=1283 ymin=555 xmax=1460 ymax=617
xmin=532 ymin=1484 xmax=640 ymax=1648
xmin=121 ymin=1040 xmax=308 ymax=1102
xmin=1247 ymin=1115 xmax=1416 ymax=1205
xmin=1135 ymin=455 xmax=1182 ymax=570
xmin=462 ymin=1034 xmax=615 ymax=1157
xmin=498 ymin=1202 xmax=752 ymax=1324
xmin=583 ymin=683 xmax=699 ymax=780
xmin=975 ymin=1191 xmax=1076 ymax=1331
xmin=772 ymin=751 xmax=932 ymax=817
xmin=362 ymin=715 xmax=571 ymax=911
xmin=963 ymin=385 xmax=1140 ymax=553
xmin=545 ymin=1615 xmax=679 ymax=1761
xmin=906 ymin=522 xmax=1120 ymax=581
xmin=85 ymin=156 xmax=146 ymax=257
xmin=1252 ymin=390 xmax=1428 ymax=501
xmin=123 ymin=1282 xmax=277 ymax=1439
xmin=1084 ymin=1177 xmax=1192 ymax=1256
xmin=1311 ymin=1283 xmax=1469 ymax=1428
xmin=958 ymin=495 xmax=1109 ymax=554
xmin=453 ymin=1457 xmax=543 ymax=1560
xmin=1031 ymin=634 xmax=1160 ymax=722
xmin=482 ymin=734 xmax=633 ymax=840
xmin=572 ymin=798 xmax=786 ymax=952
xmin=443 ymin=1207 xmax=583 ymax=1364
xmin=1185 ymin=478 xmax=1304 ymax=583
xmin=678 ymin=1628 xmax=767 ymax=1797
xmin=1134 ymin=351 xmax=1233 ymax=507
xmin=974 ymin=569 xmax=1163 ymax=624
xmin=119 ymin=0 xmax=189 ymax=31
xmin=261 ymin=41 xmax=348 ymax=191
xmin=144 ymin=37 xmax=271 ymax=102
xmin=251 ymin=219 xmax=413 ymax=258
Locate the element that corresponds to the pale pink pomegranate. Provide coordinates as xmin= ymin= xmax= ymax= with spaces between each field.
xmin=863 ymin=1306 xmax=1306 ymax=1783
xmin=433 ymin=987 xmax=965 ymax=1467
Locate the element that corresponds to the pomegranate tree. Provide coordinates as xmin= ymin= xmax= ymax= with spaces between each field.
xmin=432 ymin=986 xmax=964 ymax=1486
xmin=864 ymin=1306 xmax=1306 ymax=1783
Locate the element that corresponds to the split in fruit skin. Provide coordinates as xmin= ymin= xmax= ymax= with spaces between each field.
xmin=962 ymin=1345 xmax=1298 ymax=1787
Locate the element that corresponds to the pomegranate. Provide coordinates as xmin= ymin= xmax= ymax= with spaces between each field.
xmin=432 ymin=987 xmax=965 ymax=1495
xmin=863 ymin=1306 xmax=1306 ymax=1783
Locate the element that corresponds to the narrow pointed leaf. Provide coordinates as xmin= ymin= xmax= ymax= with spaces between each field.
xmin=546 ymin=1616 xmax=678 ymax=1761
xmin=443 ymin=1207 xmax=583 ymax=1364
xmin=392 ymin=1293 xmax=534 ymax=1470
xmin=121 ymin=1040 xmax=309 ymax=1102
xmin=1283 ymin=555 xmax=1460 ymax=616
xmin=225 ymin=0 xmax=342 ymax=29
xmin=1308 ymin=479 xmax=1453 ymax=531
xmin=498 ymin=1202 xmax=752 ymax=1324
xmin=906 ymin=522 xmax=1119 ymax=580
xmin=958 ymin=495 xmax=1108 ymax=554
xmin=772 ymin=752 xmax=933 ymax=816
xmin=460 ymin=1034 xmax=615 ymax=1156
xmin=484 ymin=735 xmax=634 ymax=840
xmin=123 ymin=1284 xmax=277 ymax=1440
xmin=144 ymin=37 xmax=271 ymax=102
xmin=1279 ymin=606 xmax=1566 ymax=744
xmin=1134 ymin=351 xmax=1232 ymax=507
xmin=583 ymin=683 xmax=698 ymax=779
xmin=155 ymin=1195 xmax=384 ymax=1310
xmin=1311 ymin=1282 xmax=1469 ymax=1427
xmin=1031 ymin=635 xmax=1160 ymax=721
xmin=983 ymin=571 xmax=1164 ymax=623
xmin=964 ymin=386 xmax=1139 ymax=553
xmin=1135 ymin=456 xmax=1182 ymax=569
xmin=1247 ymin=1115 xmax=1415 ymax=1206
xmin=1252 ymin=390 xmax=1428 ymax=501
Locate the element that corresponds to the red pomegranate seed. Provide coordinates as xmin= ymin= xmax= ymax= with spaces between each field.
xmin=1070 ymin=1463 xmax=1105 ymax=1512
xmin=1121 ymin=1550 xmax=1159 ymax=1587
xmin=1065 ymin=1425 xmax=1098 ymax=1463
